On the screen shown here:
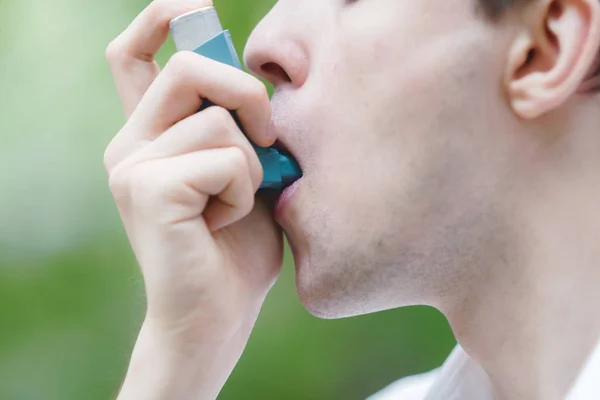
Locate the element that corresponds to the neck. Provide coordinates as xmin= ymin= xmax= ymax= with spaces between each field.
xmin=443 ymin=113 xmax=600 ymax=400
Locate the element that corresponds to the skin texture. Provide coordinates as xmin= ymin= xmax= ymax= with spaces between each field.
xmin=105 ymin=2 xmax=282 ymax=398
xmin=246 ymin=0 xmax=600 ymax=318
xmin=105 ymin=0 xmax=600 ymax=399
xmin=248 ymin=0 xmax=517 ymax=316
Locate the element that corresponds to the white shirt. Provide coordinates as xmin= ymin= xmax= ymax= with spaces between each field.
xmin=369 ymin=339 xmax=600 ymax=400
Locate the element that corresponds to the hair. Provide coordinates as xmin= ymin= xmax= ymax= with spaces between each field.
xmin=586 ymin=53 xmax=600 ymax=91
xmin=477 ymin=0 xmax=530 ymax=17
xmin=478 ymin=0 xmax=600 ymax=92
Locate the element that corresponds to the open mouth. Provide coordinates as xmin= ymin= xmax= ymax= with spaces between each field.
xmin=272 ymin=139 xmax=292 ymax=155
xmin=273 ymin=139 xmax=303 ymax=171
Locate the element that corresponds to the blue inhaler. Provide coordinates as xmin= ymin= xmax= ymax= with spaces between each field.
xmin=169 ymin=7 xmax=302 ymax=191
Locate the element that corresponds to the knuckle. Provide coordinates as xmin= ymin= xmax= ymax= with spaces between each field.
xmin=145 ymin=0 xmax=171 ymax=20
xmin=103 ymin=146 xmax=116 ymax=173
xmin=103 ymin=127 xmax=129 ymax=173
xmin=228 ymin=147 xmax=248 ymax=172
xmin=207 ymin=106 xmax=235 ymax=130
xmin=103 ymin=136 xmax=122 ymax=173
xmin=105 ymin=37 xmax=125 ymax=65
xmin=250 ymin=159 xmax=264 ymax=191
xmin=237 ymin=174 xmax=256 ymax=217
xmin=245 ymin=79 xmax=269 ymax=103
xmin=146 ymin=0 xmax=181 ymax=22
xmin=240 ymin=146 xmax=262 ymax=191
xmin=240 ymin=185 xmax=255 ymax=215
xmin=165 ymin=51 xmax=198 ymax=82
xmin=107 ymin=166 xmax=131 ymax=200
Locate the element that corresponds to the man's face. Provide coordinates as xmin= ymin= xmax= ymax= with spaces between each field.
xmin=244 ymin=0 xmax=521 ymax=318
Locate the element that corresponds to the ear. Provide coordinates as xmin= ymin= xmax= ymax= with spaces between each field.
xmin=505 ymin=0 xmax=600 ymax=119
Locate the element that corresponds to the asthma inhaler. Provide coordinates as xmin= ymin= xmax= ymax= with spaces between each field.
xmin=169 ymin=7 xmax=302 ymax=191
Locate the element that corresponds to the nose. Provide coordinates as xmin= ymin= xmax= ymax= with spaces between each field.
xmin=244 ymin=8 xmax=309 ymax=89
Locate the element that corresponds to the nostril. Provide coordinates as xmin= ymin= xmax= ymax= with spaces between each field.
xmin=261 ymin=62 xmax=292 ymax=85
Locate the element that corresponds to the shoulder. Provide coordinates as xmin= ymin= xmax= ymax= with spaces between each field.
xmin=366 ymin=369 xmax=440 ymax=400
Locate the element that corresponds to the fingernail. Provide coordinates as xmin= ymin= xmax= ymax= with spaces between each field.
xmin=267 ymin=120 xmax=277 ymax=141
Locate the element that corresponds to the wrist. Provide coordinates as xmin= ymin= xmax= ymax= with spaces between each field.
xmin=118 ymin=316 xmax=254 ymax=400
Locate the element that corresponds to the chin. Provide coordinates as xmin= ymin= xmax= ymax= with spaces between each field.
xmin=292 ymin=253 xmax=397 ymax=320
xmin=289 ymin=251 xmax=346 ymax=319
xmin=296 ymin=283 xmax=355 ymax=320
xmin=296 ymin=281 xmax=398 ymax=320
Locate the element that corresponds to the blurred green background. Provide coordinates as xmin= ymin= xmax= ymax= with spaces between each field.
xmin=0 ymin=0 xmax=456 ymax=398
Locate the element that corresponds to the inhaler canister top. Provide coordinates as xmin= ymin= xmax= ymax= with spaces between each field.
xmin=169 ymin=7 xmax=223 ymax=52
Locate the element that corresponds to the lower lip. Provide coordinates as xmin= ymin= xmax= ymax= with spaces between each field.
xmin=274 ymin=178 xmax=303 ymax=221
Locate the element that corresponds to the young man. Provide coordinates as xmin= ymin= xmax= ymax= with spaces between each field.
xmin=104 ymin=0 xmax=600 ymax=398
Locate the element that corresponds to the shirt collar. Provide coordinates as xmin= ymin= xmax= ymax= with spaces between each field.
xmin=565 ymin=338 xmax=600 ymax=399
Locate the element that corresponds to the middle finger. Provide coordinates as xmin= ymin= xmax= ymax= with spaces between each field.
xmin=130 ymin=51 xmax=274 ymax=148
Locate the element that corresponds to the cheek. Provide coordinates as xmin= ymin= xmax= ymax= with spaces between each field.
xmin=309 ymin=18 xmax=503 ymax=170
xmin=304 ymin=35 xmax=441 ymax=202
xmin=299 ymin=22 xmax=506 ymax=244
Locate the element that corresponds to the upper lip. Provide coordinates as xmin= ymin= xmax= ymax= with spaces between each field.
xmin=268 ymin=92 xmax=304 ymax=171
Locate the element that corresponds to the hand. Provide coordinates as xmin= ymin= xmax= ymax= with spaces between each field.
xmin=104 ymin=1 xmax=283 ymax=398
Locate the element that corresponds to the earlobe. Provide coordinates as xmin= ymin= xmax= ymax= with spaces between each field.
xmin=505 ymin=0 xmax=600 ymax=119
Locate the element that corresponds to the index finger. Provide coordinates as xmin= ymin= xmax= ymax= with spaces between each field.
xmin=106 ymin=0 xmax=214 ymax=118
xmin=131 ymin=52 xmax=274 ymax=148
